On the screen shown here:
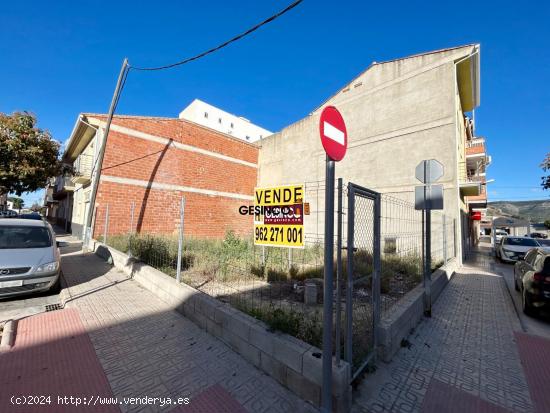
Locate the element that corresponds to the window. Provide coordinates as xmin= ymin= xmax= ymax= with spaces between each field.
xmin=525 ymin=250 xmax=538 ymax=265
xmin=0 ymin=226 xmax=52 ymax=249
xmin=245 ymin=136 xmax=250 ymax=141
xmin=534 ymin=253 xmax=544 ymax=269
xmin=218 ymin=118 xmax=222 ymax=124
xmin=230 ymin=123 xmax=234 ymax=128
xmin=204 ymin=112 xmax=208 ymax=118
xmin=542 ymin=257 xmax=550 ymax=275
xmin=504 ymin=237 xmax=539 ymax=247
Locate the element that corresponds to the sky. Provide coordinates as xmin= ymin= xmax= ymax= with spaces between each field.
xmin=1 ymin=0 xmax=549 ymax=207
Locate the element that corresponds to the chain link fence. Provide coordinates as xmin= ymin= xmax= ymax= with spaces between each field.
xmin=96 ymin=181 xmax=457 ymax=354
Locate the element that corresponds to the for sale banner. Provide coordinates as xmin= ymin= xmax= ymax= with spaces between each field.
xmin=254 ymin=184 xmax=304 ymax=248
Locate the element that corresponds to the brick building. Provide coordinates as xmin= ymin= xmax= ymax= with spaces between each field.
xmin=47 ymin=110 xmax=259 ymax=240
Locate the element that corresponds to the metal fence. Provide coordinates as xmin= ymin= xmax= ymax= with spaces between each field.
xmin=97 ymin=179 xmax=457 ymax=375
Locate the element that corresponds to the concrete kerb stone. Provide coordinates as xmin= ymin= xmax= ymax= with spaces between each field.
xmin=0 ymin=319 xmax=17 ymax=351
xmin=286 ymin=364 xmax=321 ymax=406
xmin=378 ymin=258 xmax=458 ymax=362
xmin=94 ymin=241 xmax=352 ymax=410
xmin=302 ymin=349 xmax=351 ymax=397
xmin=260 ymin=351 xmax=288 ymax=385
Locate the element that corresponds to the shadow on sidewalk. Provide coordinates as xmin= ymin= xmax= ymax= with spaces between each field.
xmin=0 ymin=248 xmax=296 ymax=413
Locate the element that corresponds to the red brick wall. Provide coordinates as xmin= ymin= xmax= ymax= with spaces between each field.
xmin=93 ymin=181 xmax=254 ymax=239
xmin=465 ymin=145 xmax=485 ymax=155
xmin=91 ymin=116 xmax=258 ymax=163
xmin=91 ymin=117 xmax=258 ymax=239
xmin=101 ymin=131 xmax=256 ymax=195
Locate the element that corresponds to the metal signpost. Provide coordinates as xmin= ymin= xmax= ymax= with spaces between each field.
xmin=415 ymin=159 xmax=444 ymax=317
xmin=319 ymin=106 xmax=347 ymax=413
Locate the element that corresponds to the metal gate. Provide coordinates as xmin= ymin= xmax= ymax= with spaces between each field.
xmin=344 ymin=183 xmax=381 ymax=380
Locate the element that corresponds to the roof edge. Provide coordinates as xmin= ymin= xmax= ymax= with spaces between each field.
xmin=312 ymin=43 xmax=479 ymax=113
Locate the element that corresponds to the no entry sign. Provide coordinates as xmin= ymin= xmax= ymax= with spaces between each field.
xmin=319 ymin=106 xmax=347 ymax=161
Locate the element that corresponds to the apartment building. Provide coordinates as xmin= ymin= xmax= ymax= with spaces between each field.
xmin=258 ymin=44 xmax=487 ymax=261
xmin=179 ymin=99 xmax=272 ymax=143
xmin=48 ymin=109 xmax=260 ymax=240
xmin=463 ymin=132 xmax=490 ymax=241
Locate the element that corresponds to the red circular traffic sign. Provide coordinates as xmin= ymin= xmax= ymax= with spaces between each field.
xmin=319 ymin=106 xmax=347 ymax=161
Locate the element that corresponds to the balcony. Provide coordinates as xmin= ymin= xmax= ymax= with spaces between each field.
xmin=466 ymin=184 xmax=487 ymax=208
xmin=466 ymin=137 xmax=486 ymax=157
xmin=70 ymin=154 xmax=94 ymax=185
xmin=459 ymin=162 xmax=482 ymax=197
xmin=46 ymin=177 xmax=57 ymax=188
xmin=53 ymin=176 xmax=75 ymax=199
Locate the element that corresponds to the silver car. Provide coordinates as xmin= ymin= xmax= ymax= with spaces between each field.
xmin=0 ymin=219 xmax=61 ymax=298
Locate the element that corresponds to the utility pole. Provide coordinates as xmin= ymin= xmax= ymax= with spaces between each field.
xmin=83 ymin=58 xmax=129 ymax=248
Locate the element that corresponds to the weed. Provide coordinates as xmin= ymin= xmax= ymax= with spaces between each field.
xmin=267 ymin=268 xmax=288 ymax=282
xmin=288 ymin=264 xmax=299 ymax=279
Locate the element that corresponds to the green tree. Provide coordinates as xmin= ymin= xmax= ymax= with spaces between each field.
xmin=0 ymin=112 xmax=62 ymax=197
xmin=7 ymin=196 xmax=24 ymax=210
xmin=545 ymin=220 xmax=550 ymax=230
xmin=542 ymin=152 xmax=550 ymax=191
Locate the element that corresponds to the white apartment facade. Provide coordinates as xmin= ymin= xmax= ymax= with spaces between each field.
xmin=179 ymin=99 xmax=272 ymax=143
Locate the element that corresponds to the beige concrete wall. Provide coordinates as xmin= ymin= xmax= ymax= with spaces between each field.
xmin=258 ymin=47 xmax=475 ymax=257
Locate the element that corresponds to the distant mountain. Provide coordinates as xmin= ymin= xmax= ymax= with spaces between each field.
xmin=487 ymin=200 xmax=550 ymax=223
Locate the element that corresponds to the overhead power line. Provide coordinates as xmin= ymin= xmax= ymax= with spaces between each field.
xmin=130 ymin=0 xmax=303 ymax=71
xmin=84 ymin=2 xmax=303 ymax=243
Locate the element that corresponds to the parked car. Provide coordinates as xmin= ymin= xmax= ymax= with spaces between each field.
xmin=530 ymin=232 xmax=548 ymax=239
xmin=514 ymin=248 xmax=550 ymax=316
xmin=0 ymin=210 xmax=18 ymax=218
xmin=0 ymin=219 xmax=61 ymax=299
xmin=495 ymin=229 xmax=508 ymax=243
xmin=496 ymin=236 xmax=540 ymax=263
xmin=537 ymin=239 xmax=550 ymax=247
xmin=18 ymin=213 xmax=43 ymax=220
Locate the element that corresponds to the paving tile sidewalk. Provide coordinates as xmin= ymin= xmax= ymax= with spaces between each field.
xmin=59 ymin=245 xmax=317 ymax=413
xmin=0 ymin=308 xmax=118 ymax=413
xmin=353 ymin=254 xmax=534 ymax=413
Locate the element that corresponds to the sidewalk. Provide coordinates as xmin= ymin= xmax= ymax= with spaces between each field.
xmin=1 ymin=241 xmax=317 ymax=413
xmin=353 ymin=250 xmax=542 ymax=413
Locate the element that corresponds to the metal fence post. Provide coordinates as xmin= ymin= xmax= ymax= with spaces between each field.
xmin=130 ymin=201 xmax=135 ymax=234
xmin=176 ymin=196 xmax=186 ymax=283
xmin=372 ymin=193 xmax=381 ymax=359
xmin=345 ymin=185 xmax=354 ymax=365
xmin=443 ymin=214 xmax=447 ymax=264
xmin=453 ymin=218 xmax=457 ymax=258
xmin=103 ymin=204 xmax=109 ymax=245
xmin=335 ymin=178 xmax=343 ymax=366
xmin=424 ymin=208 xmax=432 ymax=317
xmin=288 ymin=248 xmax=292 ymax=269
xmin=128 ymin=201 xmax=135 ymax=256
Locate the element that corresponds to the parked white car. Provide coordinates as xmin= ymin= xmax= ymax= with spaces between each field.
xmin=496 ymin=236 xmax=540 ymax=263
xmin=0 ymin=219 xmax=61 ymax=298
xmin=495 ymin=229 xmax=508 ymax=243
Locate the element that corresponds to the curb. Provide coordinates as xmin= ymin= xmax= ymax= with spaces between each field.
xmin=0 ymin=320 xmax=17 ymax=351
xmin=58 ymin=270 xmax=72 ymax=308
